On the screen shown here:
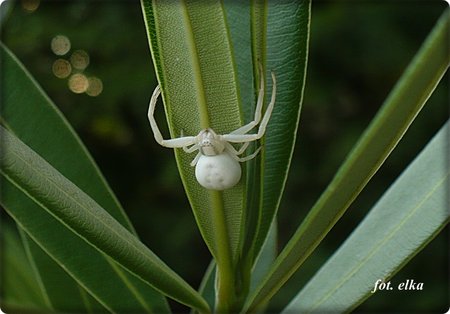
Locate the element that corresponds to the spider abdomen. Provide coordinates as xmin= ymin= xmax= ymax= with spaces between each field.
xmin=195 ymin=153 xmax=241 ymax=190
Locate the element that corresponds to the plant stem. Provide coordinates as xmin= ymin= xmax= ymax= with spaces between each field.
xmin=210 ymin=191 xmax=236 ymax=313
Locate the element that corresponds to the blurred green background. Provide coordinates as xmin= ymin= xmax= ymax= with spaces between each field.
xmin=1 ymin=0 xmax=448 ymax=312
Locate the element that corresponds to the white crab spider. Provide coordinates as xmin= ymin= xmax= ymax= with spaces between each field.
xmin=148 ymin=68 xmax=276 ymax=191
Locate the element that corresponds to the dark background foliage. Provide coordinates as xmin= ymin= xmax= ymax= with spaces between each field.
xmin=1 ymin=0 xmax=448 ymax=312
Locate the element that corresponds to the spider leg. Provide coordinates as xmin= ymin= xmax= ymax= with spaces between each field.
xmin=226 ymin=142 xmax=261 ymax=162
xmin=224 ymin=142 xmax=249 ymax=156
xmin=236 ymin=142 xmax=250 ymax=155
xmin=190 ymin=151 xmax=201 ymax=167
xmin=222 ymin=71 xmax=276 ymax=143
xmin=179 ymin=130 xmax=198 ymax=153
xmin=230 ymin=63 xmax=265 ymax=135
xmin=225 ymin=142 xmax=260 ymax=162
xmin=183 ymin=143 xmax=199 ymax=153
xmin=148 ymin=85 xmax=197 ymax=148
xmin=237 ymin=146 xmax=261 ymax=162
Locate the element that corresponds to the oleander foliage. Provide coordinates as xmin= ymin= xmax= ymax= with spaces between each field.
xmin=1 ymin=1 xmax=448 ymax=313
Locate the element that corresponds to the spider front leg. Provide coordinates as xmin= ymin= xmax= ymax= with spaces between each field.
xmin=230 ymin=63 xmax=266 ymax=135
xmin=223 ymin=71 xmax=276 ymax=143
xmin=148 ymin=85 xmax=197 ymax=148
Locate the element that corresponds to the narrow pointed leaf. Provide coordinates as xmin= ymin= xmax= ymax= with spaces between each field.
xmin=18 ymin=230 xmax=108 ymax=313
xmin=249 ymin=220 xmax=277 ymax=293
xmin=1 ymin=225 xmax=48 ymax=311
xmin=0 ymin=43 xmax=169 ymax=312
xmin=245 ymin=9 xmax=450 ymax=311
xmin=141 ymin=1 xmax=247 ymax=309
xmin=284 ymin=119 xmax=450 ymax=313
xmin=0 ymin=43 xmax=134 ymax=232
xmin=253 ymin=0 xmax=311 ymax=265
xmin=2 ymin=179 xmax=170 ymax=313
xmin=224 ymin=0 xmax=311 ymax=267
xmin=197 ymin=261 xmax=217 ymax=311
xmin=0 ymin=126 xmax=209 ymax=313
xmin=141 ymin=0 xmax=243 ymax=264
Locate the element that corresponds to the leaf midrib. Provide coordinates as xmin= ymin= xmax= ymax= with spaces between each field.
xmin=180 ymin=0 xmax=209 ymax=129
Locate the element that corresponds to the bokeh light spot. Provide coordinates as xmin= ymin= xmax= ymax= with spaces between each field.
xmin=68 ymin=73 xmax=89 ymax=94
xmin=21 ymin=0 xmax=40 ymax=12
xmin=52 ymin=59 xmax=72 ymax=78
xmin=70 ymin=50 xmax=90 ymax=70
xmin=51 ymin=35 xmax=71 ymax=56
xmin=86 ymin=77 xmax=103 ymax=97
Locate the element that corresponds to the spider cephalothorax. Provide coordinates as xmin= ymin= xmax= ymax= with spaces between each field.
xmin=148 ymin=66 xmax=276 ymax=190
xmin=197 ymin=129 xmax=225 ymax=156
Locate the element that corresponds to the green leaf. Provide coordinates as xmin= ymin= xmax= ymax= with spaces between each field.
xmin=222 ymin=0 xmax=311 ymax=305
xmin=249 ymin=220 xmax=277 ymax=293
xmin=141 ymin=1 xmax=245 ymax=310
xmin=0 ymin=126 xmax=209 ymax=313
xmin=245 ymin=8 xmax=450 ymax=311
xmin=0 ymin=43 xmax=134 ymax=233
xmin=0 ymin=225 xmax=48 ymax=311
xmin=284 ymin=119 xmax=450 ymax=313
xmin=0 ymin=43 xmax=170 ymax=312
xmin=197 ymin=261 xmax=217 ymax=312
xmin=19 ymin=230 xmax=107 ymax=313
xmin=0 ymin=0 xmax=13 ymax=27
xmin=225 ymin=0 xmax=311 ymax=266
xmin=251 ymin=0 xmax=311 ymax=266
xmin=141 ymin=0 xmax=243 ymax=255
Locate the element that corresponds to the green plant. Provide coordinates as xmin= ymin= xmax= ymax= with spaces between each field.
xmin=1 ymin=1 xmax=448 ymax=313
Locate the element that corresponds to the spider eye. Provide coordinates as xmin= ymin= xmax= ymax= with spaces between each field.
xmin=200 ymin=129 xmax=215 ymax=147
